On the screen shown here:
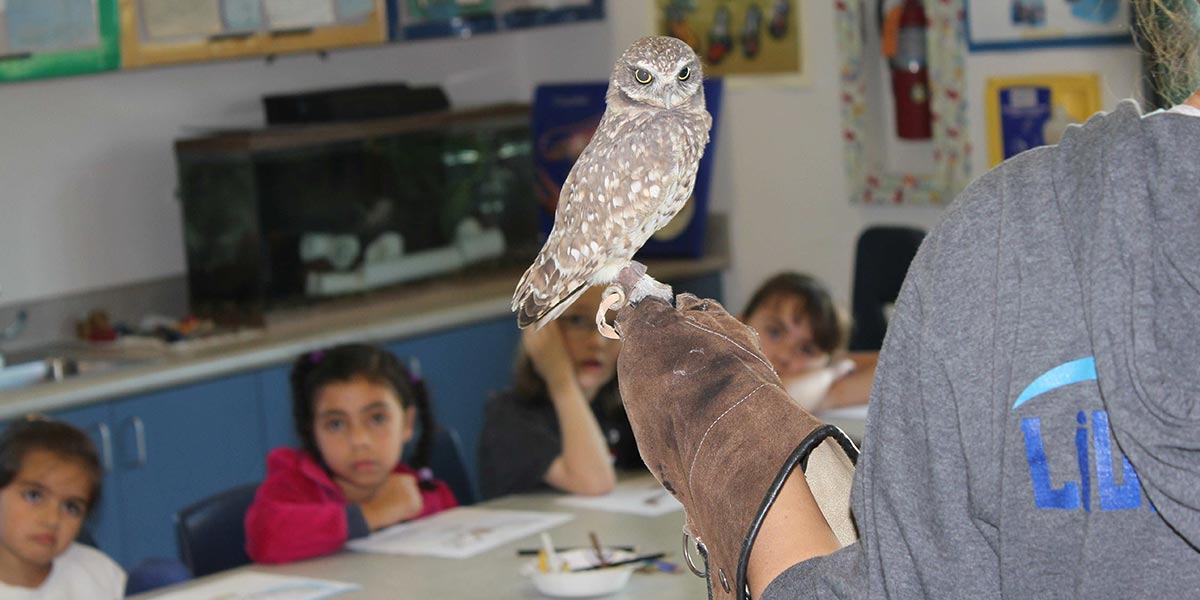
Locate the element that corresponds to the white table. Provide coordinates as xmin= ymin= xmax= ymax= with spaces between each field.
xmin=133 ymin=477 xmax=709 ymax=599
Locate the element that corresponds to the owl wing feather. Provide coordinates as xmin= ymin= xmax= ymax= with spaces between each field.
xmin=513 ymin=111 xmax=708 ymax=328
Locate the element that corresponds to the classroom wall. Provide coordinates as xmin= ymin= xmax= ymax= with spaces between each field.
xmin=0 ymin=2 xmax=1141 ymax=317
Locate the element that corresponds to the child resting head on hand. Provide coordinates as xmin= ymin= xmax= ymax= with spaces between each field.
xmin=742 ymin=272 xmax=878 ymax=413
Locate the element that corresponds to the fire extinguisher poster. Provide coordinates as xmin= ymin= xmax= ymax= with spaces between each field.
xmin=966 ymin=0 xmax=1131 ymax=51
xmin=655 ymin=0 xmax=805 ymax=79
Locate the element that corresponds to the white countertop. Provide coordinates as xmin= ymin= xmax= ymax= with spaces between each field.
xmin=0 ymin=255 xmax=728 ymax=420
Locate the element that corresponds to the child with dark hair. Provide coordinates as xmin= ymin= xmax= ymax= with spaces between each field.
xmin=0 ymin=417 xmax=124 ymax=597
xmin=245 ymin=343 xmax=457 ymax=564
xmin=741 ymin=271 xmax=878 ymax=412
xmin=478 ymin=286 xmax=640 ymax=500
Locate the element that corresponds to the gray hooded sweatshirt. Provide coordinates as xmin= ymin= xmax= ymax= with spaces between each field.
xmin=764 ymin=101 xmax=1200 ymax=599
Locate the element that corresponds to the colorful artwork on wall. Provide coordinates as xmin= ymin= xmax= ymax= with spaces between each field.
xmin=654 ymin=0 xmax=804 ymax=80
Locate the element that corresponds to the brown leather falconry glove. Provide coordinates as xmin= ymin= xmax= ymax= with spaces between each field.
xmin=613 ymin=290 xmax=858 ymax=600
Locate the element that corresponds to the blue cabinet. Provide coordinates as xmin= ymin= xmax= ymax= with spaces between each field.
xmin=110 ymin=374 xmax=265 ymax=566
xmin=51 ymin=374 xmax=266 ymax=569
xmin=385 ymin=316 xmax=520 ymax=492
xmin=52 ymin=402 xmax=124 ymax=565
xmin=257 ymin=365 xmax=299 ymax=451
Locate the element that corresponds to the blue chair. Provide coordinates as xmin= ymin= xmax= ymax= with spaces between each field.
xmin=406 ymin=425 xmax=478 ymax=505
xmin=848 ymin=225 xmax=926 ymax=352
xmin=125 ymin=558 xmax=192 ymax=595
xmin=174 ymin=482 xmax=259 ymax=578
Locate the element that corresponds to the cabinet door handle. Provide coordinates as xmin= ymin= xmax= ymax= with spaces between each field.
xmin=125 ymin=416 xmax=147 ymax=468
xmin=95 ymin=423 xmax=113 ymax=472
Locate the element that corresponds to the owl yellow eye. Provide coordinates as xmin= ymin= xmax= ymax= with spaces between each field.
xmin=677 ymin=67 xmax=690 ymax=81
xmin=634 ymin=69 xmax=653 ymax=85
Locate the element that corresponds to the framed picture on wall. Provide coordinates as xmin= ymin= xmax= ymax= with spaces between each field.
xmin=654 ymin=0 xmax=805 ymax=82
xmin=984 ymin=73 xmax=1102 ymax=167
xmin=966 ymin=0 xmax=1131 ymax=51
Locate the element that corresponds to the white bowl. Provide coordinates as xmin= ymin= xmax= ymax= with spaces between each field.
xmin=522 ymin=549 xmax=639 ymax=598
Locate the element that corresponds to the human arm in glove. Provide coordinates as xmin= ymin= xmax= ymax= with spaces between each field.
xmin=609 ymin=269 xmax=859 ymax=600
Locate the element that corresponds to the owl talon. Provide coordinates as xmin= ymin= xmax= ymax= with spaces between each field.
xmin=629 ymin=274 xmax=673 ymax=304
xmin=597 ymin=320 xmax=620 ymax=340
xmin=596 ymin=287 xmax=626 ymax=340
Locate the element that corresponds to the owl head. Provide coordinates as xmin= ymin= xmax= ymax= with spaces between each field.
xmin=609 ymin=36 xmax=704 ymax=111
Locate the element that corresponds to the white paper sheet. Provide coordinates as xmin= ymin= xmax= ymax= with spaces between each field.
xmin=141 ymin=0 xmax=221 ymax=39
xmin=263 ymin=0 xmax=335 ymax=30
xmin=334 ymin=0 xmax=374 ymax=22
xmin=555 ymin=479 xmax=683 ymax=517
xmin=6 ymin=0 xmax=99 ymax=53
xmin=346 ymin=507 xmax=574 ymax=559
xmin=221 ymin=0 xmax=263 ymax=31
xmin=148 ymin=572 xmax=358 ymax=600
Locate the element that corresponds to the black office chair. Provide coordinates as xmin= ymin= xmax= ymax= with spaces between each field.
xmin=848 ymin=225 xmax=926 ymax=352
xmin=407 ymin=425 xmax=478 ymax=506
xmin=174 ymin=482 xmax=259 ymax=578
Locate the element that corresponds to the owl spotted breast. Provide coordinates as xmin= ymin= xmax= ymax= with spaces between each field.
xmin=511 ymin=36 xmax=712 ymax=336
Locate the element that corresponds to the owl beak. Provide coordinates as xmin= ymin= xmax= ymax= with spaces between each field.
xmin=664 ymin=92 xmax=676 ymax=109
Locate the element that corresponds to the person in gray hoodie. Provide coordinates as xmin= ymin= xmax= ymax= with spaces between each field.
xmin=603 ymin=1 xmax=1200 ymax=598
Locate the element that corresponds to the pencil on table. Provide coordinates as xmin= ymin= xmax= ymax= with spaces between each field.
xmin=588 ymin=531 xmax=609 ymax=567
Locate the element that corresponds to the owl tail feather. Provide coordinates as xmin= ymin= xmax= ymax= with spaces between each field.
xmin=517 ymin=282 xmax=588 ymax=330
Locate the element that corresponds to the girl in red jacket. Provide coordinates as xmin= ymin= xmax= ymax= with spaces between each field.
xmin=246 ymin=344 xmax=458 ymax=563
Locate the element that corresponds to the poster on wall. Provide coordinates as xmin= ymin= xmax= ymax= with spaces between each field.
xmin=531 ymin=78 xmax=724 ymax=257
xmin=654 ymin=0 xmax=804 ymax=81
xmin=4 ymin=0 xmax=100 ymax=53
xmin=966 ymin=0 xmax=1131 ymax=50
xmin=985 ymin=73 xmax=1101 ymax=167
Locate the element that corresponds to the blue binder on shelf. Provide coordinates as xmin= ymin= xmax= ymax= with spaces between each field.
xmin=530 ymin=77 xmax=723 ymax=258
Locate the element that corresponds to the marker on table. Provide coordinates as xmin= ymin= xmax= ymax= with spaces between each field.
xmin=540 ymin=532 xmax=566 ymax=572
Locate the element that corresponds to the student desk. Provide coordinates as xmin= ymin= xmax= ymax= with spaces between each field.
xmin=133 ymin=475 xmax=709 ymax=599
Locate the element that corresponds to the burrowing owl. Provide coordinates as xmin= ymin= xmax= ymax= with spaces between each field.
xmin=512 ymin=36 xmax=711 ymax=337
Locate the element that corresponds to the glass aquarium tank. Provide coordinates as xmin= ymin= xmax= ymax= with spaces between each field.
xmin=175 ymin=104 xmax=539 ymax=324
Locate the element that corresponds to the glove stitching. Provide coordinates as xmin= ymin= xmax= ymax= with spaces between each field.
xmin=680 ymin=319 xmax=777 ymax=375
xmin=686 ymin=382 xmax=770 ymax=531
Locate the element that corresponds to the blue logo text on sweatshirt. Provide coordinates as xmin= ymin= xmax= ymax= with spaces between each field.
xmin=1013 ymin=357 xmax=1147 ymax=512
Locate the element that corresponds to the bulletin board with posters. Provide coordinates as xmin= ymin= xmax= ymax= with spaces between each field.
xmin=654 ymin=0 xmax=805 ymax=82
xmin=118 ymin=0 xmax=388 ymax=68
